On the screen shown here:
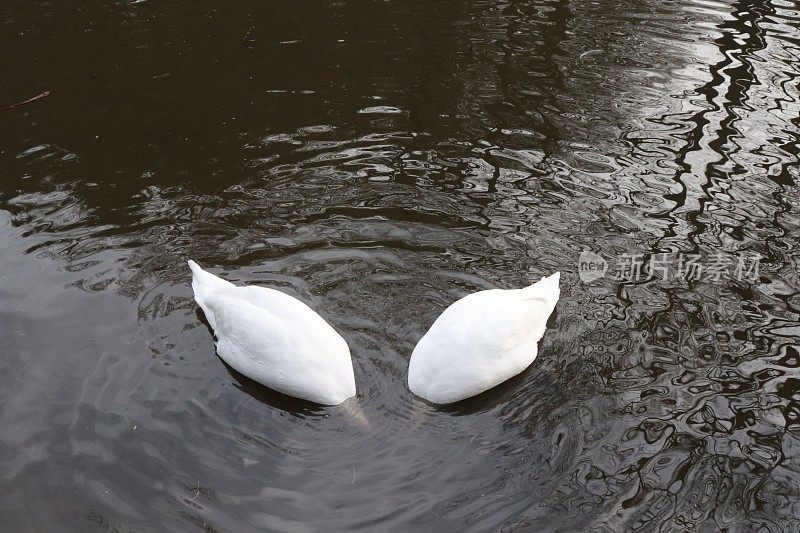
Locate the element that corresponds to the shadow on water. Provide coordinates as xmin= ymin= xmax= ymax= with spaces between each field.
xmin=224 ymin=360 xmax=329 ymax=418
xmin=434 ymin=365 xmax=548 ymax=416
xmin=1 ymin=0 xmax=799 ymax=530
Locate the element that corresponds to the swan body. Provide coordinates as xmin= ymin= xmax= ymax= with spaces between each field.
xmin=408 ymin=273 xmax=560 ymax=404
xmin=188 ymin=260 xmax=356 ymax=405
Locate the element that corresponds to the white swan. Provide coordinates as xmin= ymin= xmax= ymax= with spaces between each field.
xmin=408 ymin=272 xmax=560 ymax=404
xmin=188 ymin=260 xmax=356 ymax=406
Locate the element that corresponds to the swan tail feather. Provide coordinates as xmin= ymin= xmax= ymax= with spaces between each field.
xmin=188 ymin=260 xmax=234 ymax=297
xmin=188 ymin=260 xmax=234 ymax=332
xmin=522 ymin=271 xmax=560 ymax=304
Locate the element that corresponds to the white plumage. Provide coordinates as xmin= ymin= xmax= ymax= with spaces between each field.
xmin=408 ymin=272 xmax=560 ymax=404
xmin=188 ymin=260 xmax=356 ymax=406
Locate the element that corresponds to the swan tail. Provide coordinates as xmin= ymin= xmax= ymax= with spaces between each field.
xmin=188 ymin=260 xmax=234 ymax=297
xmin=522 ymin=271 xmax=560 ymax=304
xmin=188 ymin=260 xmax=235 ymax=333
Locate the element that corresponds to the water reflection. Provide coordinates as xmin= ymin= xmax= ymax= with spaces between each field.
xmin=1 ymin=0 xmax=799 ymax=530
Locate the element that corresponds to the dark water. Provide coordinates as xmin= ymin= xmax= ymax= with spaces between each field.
xmin=2 ymin=0 xmax=800 ymax=530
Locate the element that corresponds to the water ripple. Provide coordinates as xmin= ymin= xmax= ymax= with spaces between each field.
xmin=1 ymin=0 xmax=800 ymax=530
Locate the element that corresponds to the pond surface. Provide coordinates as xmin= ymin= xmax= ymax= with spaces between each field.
xmin=2 ymin=0 xmax=800 ymax=530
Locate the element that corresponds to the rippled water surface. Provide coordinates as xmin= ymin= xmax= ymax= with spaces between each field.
xmin=2 ymin=0 xmax=800 ymax=530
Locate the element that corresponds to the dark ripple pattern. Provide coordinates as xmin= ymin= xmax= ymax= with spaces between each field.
xmin=1 ymin=0 xmax=799 ymax=530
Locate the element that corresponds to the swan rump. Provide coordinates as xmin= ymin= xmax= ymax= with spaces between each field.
xmin=188 ymin=260 xmax=356 ymax=406
xmin=408 ymin=272 xmax=560 ymax=404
